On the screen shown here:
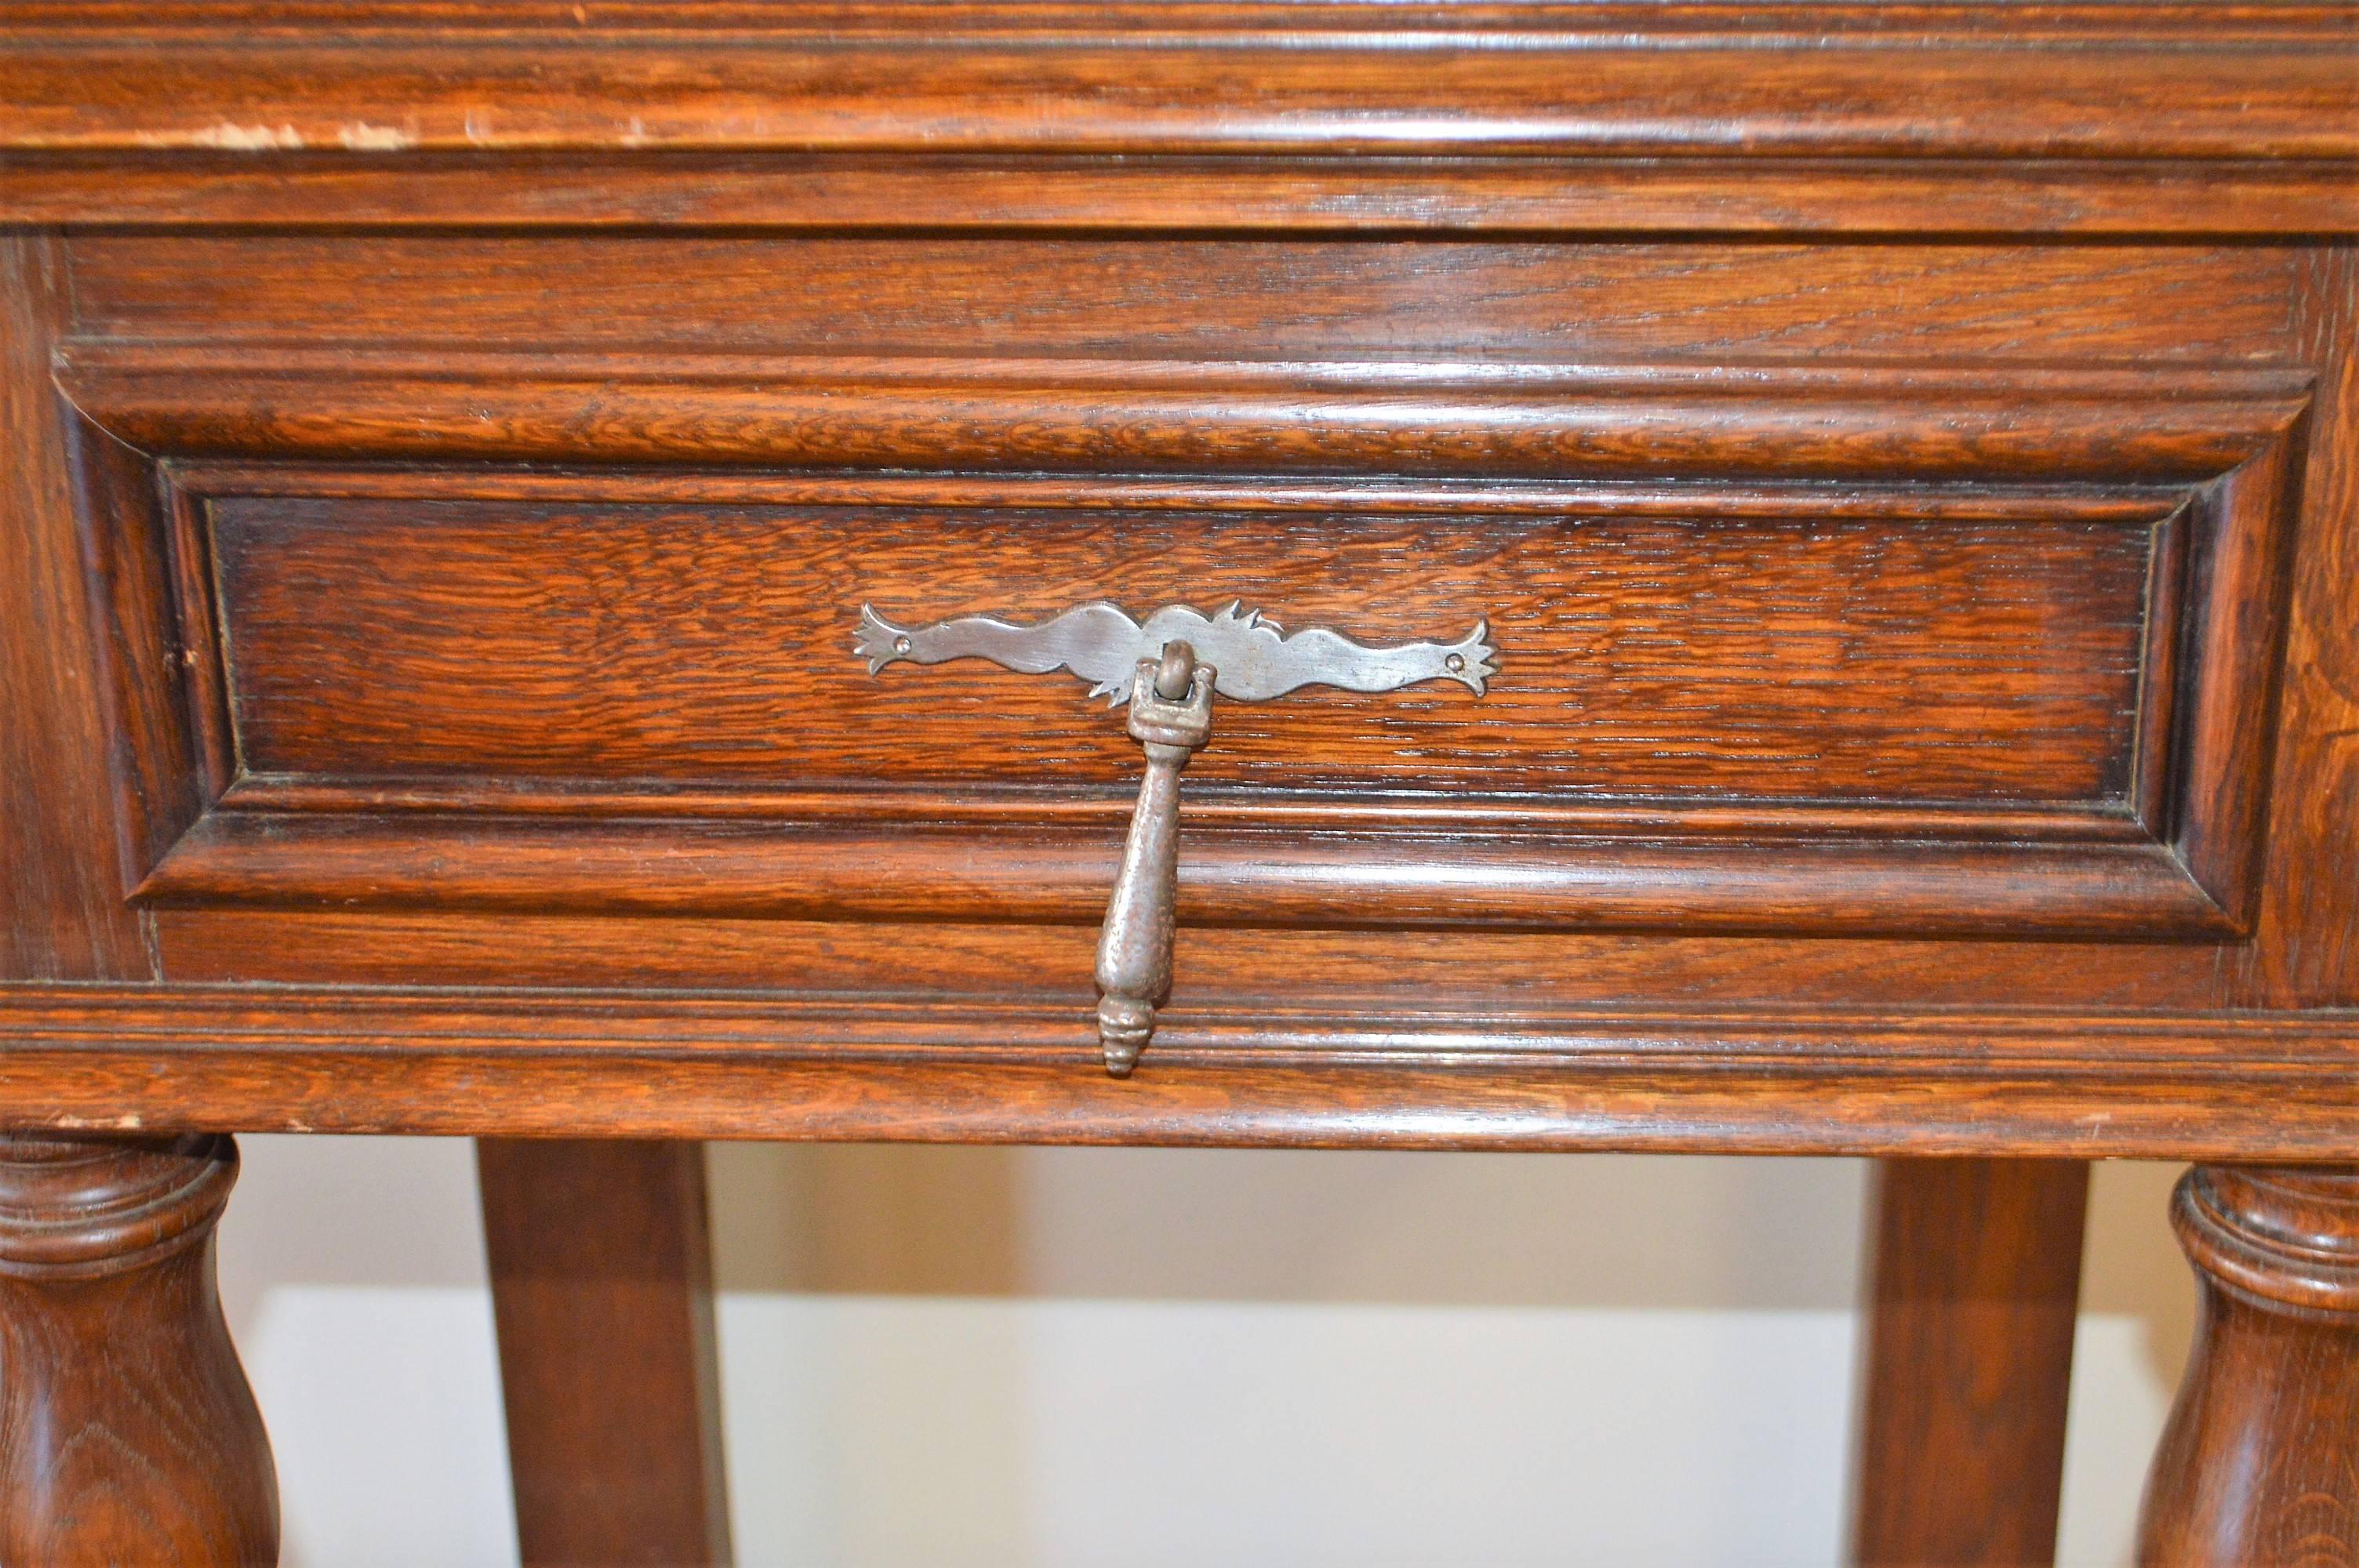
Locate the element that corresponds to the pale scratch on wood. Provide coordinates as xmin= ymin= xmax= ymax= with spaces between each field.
xmin=136 ymin=122 xmax=307 ymax=151
xmin=336 ymin=122 xmax=416 ymax=151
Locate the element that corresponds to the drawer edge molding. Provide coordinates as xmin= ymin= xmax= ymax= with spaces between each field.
xmin=57 ymin=347 xmax=2311 ymax=483
xmin=133 ymin=808 xmax=2238 ymax=938
xmin=0 ymin=983 xmax=2355 ymax=1158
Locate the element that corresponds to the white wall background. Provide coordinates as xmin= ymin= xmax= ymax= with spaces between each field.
xmin=215 ymin=1139 xmax=2195 ymax=1568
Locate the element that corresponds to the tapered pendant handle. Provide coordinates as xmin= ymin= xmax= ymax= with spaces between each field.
xmin=1093 ymin=642 xmax=1214 ymax=1076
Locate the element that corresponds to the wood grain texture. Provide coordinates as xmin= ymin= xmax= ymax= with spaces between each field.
xmin=66 ymin=410 xmax=212 ymax=892
xmin=113 ymin=457 xmax=2263 ymax=929
xmin=1 ymin=985 xmax=2357 ymax=1156
xmin=136 ymin=810 xmax=2234 ymax=936
xmin=10 ymin=3 xmax=2356 ymax=40
xmin=4 ymin=7 xmax=2339 ymax=237
xmin=2138 ymin=1167 xmax=2359 ymax=1567
xmin=0 ymin=1133 xmax=277 ymax=1567
xmin=208 ymin=495 xmax=2155 ymax=805
xmin=1852 ymin=1159 xmax=2088 ymax=1568
xmin=64 ymin=237 xmax=2303 ymax=366
xmin=0 ymin=235 xmax=149 ymax=982
xmin=2247 ymin=246 xmax=2359 ymax=1009
xmin=147 ymin=909 xmax=2241 ymax=1013
xmin=2 ymin=34 xmax=2350 ymax=162
xmin=60 ymin=345 xmax=2307 ymax=482
xmin=13 ymin=152 xmax=2357 ymax=236
xmin=52 ymin=327 xmax=2302 ymax=938
xmin=479 ymin=1140 xmax=731 ymax=1568
xmin=2161 ymin=428 xmax=2309 ymax=928
xmin=0 ymin=9 xmax=2354 ymax=1544
xmin=3 ymin=9 xmax=2351 ymax=234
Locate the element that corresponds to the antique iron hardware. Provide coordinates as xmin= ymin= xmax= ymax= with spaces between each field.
xmin=1094 ymin=641 xmax=1215 ymax=1075
xmin=858 ymin=601 xmax=1497 ymax=1074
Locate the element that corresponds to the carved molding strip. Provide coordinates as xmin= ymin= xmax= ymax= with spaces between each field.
xmin=56 ymin=344 xmax=2310 ymax=481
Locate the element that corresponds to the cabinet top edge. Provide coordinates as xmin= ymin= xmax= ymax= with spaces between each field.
xmin=0 ymin=28 xmax=2352 ymax=165
xmin=8 ymin=2 xmax=2358 ymax=41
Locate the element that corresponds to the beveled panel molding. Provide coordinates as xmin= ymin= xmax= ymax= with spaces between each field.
xmin=57 ymin=345 xmax=2307 ymax=481
xmin=54 ymin=347 xmax=2310 ymax=938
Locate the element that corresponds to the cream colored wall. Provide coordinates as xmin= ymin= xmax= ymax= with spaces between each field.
xmin=214 ymin=1138 xmax=2194 ymax=1567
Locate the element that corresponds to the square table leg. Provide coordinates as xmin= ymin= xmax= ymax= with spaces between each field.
xmin=1852 ymin=1157 xmax=2088 ymax=1568
xmin=479 ymin=1138 xmax=732 ymax=1568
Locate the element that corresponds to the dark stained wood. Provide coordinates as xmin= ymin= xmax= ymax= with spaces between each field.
xmin=64 ymin=237 xmax=2304 ymax=365
xmin=44 ymin=329 xmax=2306 ymax=939
xmin=2137 ymin=1166 xmax=2359 ymax=1566
xmin=66 ymin=401 xmax=213 ymax=887
xmin=2244 ymin=247 xmax=2359 ymax=1010
xmin=0 ymin=1132 xmax=277 ymax=1566
xmin=2165 ymin=422 xmax=2308 ymax=931
xmin=3 ymin=32 xmax=2351 ymax=162
xmin=12 ymin=153 xmax=2357 ymax=236
xmin=478 ymin=1140 xmax=731 ymax=1568
xmin=2 ymin=10 xmax=2350 ymax=235
xmin=5 ymin=9 xmax=2351 ymax=235
xmin=1852 ymin=1159 xmax=2088 ymax=1568
xmin=136 ymin=811 xmax=2235 ymax=937
xmin=0 ymin=28 xmax=2349 ymax=162
xmin=149 ymin=910 xmax=2241 ymax=1013
xmin=0 ymin=234 xmax=149 ymax=982
xmin=0 ymin=7 xmax=2354 ymax=1548
xmin=61 ymin=345 xmax=2306 ymax=481
xmin=44 ymin=299 xmax=2306 ymax=938
xmin=8 ymin=2 xmax=2354 ymax=36
xmin=2 ymin=985 xmax=2357 ymax=1158
xmin=208 ymin=495 xmax=2157 ymax=804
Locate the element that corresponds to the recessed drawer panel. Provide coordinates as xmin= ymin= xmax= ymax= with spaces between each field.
xmin=212 ymin=492 xmax=2151 ymax=808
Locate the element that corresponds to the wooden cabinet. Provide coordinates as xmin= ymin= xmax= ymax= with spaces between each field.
xmin=0 ymin=4 xmax=2354 ymax=1563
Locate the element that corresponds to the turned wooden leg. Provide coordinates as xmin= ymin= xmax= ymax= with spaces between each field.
xmin=0 ymin=1132 xmax=278 ymax=1566
xmin=2138 ymin=1165 xmax=2359 ymax=1566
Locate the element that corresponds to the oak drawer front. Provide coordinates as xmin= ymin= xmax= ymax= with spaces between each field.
xmin=214 ymin=492 xmax=2146 ymax=807
xmin=73 ymin=384 xmax=2300 ymax=941
xmin=52 ymin=240 xmax=2309 ymax=942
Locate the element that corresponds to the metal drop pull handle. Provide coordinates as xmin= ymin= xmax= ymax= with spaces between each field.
xmin=858 ymin=598 xmax=1497 ymax=1075
xmin=1093 ymin=641 xmax=1215 ymax=1076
